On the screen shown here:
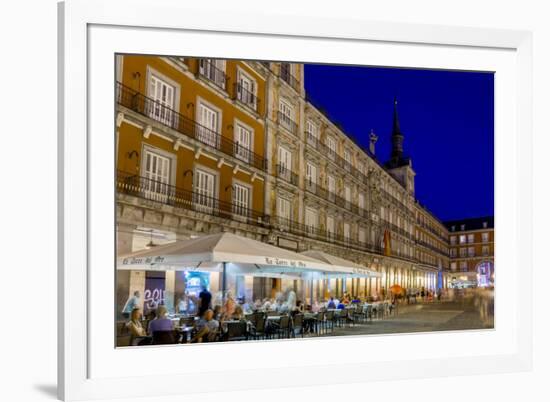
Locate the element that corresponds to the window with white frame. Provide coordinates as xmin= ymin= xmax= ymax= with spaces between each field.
xmin=234 ymin=122 xmax=252 ymax=162
xmin=343 ymin=222 xmax=351 ymax=240
xmin=482 ymin=245 xmax=489 ymax=256
xmin=344 ymin=148 xmax=352 ymax=171
xmin=358 ymin=228 xmax=366 ymax=245
xmin=305 ymin=207 xmax=318 ymax=234
xmin=468 ymin=234 xmax=475 ymax=243
xmin=199 ymin=59 xmax=226 ymax=89
xmin=327 ymin=175 xmax=336 ymax=198
xmin=460 ymin=261 xmax=468 ymax=272
xmin=148 ymin=74 xmax=176 ymax=126
xmin=482 ymin=232 xmax=489 ymax=242
xmin=277 ymin=146 xmax=292 ymax=181
xmin=232 ymin=183 xmax=250 ymax=217
xmin=460 ymin=224 xmax=466 ymax=231
xmin=194 ymin=169 xmax=216 ymax=211
xmin=326 ymin=136 xmax=336 ymax=159
xmin=197 ymin=101 xmax=220 ymax=148
xmin=468 ymin=246 xmax=475 ymax=257
xmin=142 ymin=148 xmax=172 ymax=201
xmin=344 ymin=185 xmax=351 ymax=206
xmin=326 ymin=215 xmax=335 ymax=238
xmin=459 ymin=234 xmax=466 ymax=244
xmin=306 ymin=120 xmax=319 ymax=145
xmin=358 ymin=193 xmax=365 ymax=211
xmin=357 ymin=162 xmax=365 ymax=177
xmin=277 ymin=196 xmax=291 ymax=222
xmin=305 ymin=162 xmax=317 ymax=191
xmin=280 ymin=62 xmax=295 ymax=86
xmin=459 ymin=248 xmax=467 ymax=257
xmin=450 ymin=235 xmax=457 ymax=245
xmin=279 ymin=100 xmax=294 ymax=131
xmin=236 ymin=69 xmax=257 ymax=109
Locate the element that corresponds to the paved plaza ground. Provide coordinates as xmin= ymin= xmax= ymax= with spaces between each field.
xmin=322 ymin=301 xmax=494 ymax=338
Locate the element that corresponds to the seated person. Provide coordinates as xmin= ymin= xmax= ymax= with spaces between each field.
xmin=337 ymin=302 xmax=346 ymax=310
xmin=327 ymin=297 xmax=336 ymax=309
xmin=147 ymin=305 xmax=174 ymax=344
xmin=221 ymin=297 xmax=236 ymax=321
xmin=192 ymin=309 xmax=220 ymax=343
xmin=126 ymin=307 xmax=148 ymax=345
xmin=232 ymin=305 xmax=245 ymax=321
xmin=240 ymin=299 xmax=254 ymax=314
xmin=212 ymin=305 xmax=223 ymax=321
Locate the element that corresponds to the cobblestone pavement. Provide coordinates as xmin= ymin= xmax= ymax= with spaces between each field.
xmin=320 ymin=301 xmax=494 ymax=337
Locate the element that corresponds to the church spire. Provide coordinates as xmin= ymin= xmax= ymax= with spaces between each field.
xmin=392 ymin=96 xmax=402 ymax=135
xmin=390 ymin=96 xmax=404 ymax=163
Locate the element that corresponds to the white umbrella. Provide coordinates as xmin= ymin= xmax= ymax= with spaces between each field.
xmin=117 ymin=232 xmax=339 ymax=272
xmin=298 ymin=250 xmax=381 ymax=306
xmin=300 ymin=250 xmax=381 ymax=278
xmin=117 ymin=232 xmax=349 ymax=299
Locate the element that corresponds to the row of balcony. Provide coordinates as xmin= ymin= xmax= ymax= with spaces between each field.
xmin=117 ymin=170 xmax=270 ymax=227
xmin=303 ymin=179 xmax=367 ymax=217
xmin=416 ymin=218 xmax=448 ymax=243
xmin=415 ymin=238 xmax=449 ymax=256
xmin=380 ymin=219 xmax=414 ymax=241
xmin=305 ymin=130 xmax=371 ymax=187
xmin=195 ymin=60 xmax=262 ymax=115
xmin=117 ymin=171 xmax=433 ymax=265
xmin=116 ymin=82 xmax=267 ymax=171
xmin=450 ymin=251 xmax=491 ymax=259
xmin=272 ymin=216 xmax=383 ymax=255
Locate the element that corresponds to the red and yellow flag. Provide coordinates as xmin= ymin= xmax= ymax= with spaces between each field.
xmin=383 ymin=229 xmax=391 ymax=256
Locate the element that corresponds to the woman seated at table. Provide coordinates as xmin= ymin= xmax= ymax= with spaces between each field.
xmin=212 ymin=305 xmax=223 ymax=321
xmin=231 ymin=305 xmax=245 ymax=321
xmin=192 ymin=309 xmax=219 ymax=343
xmin=147 ymin=305 xmax=173 ymax=335
xmin=341 ymin=293 xmax=351 ymax=305
xmin=126 ymin=307 xmax=149 ymax=345
xmin=221 ymin=297 xmax=236 ymax=321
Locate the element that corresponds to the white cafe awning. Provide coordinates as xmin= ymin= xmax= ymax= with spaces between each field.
xmin=117 ymin=232 xmax=346 ymax=275
xmin=300 ymin=250 xmax=382 ymax=278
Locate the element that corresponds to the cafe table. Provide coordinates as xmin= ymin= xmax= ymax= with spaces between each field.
xmin=175 ymin=325 xmax=194 ymax=343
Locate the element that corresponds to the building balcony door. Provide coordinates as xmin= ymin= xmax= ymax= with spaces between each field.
xmin=148 ymin=75 xmax=176 ymax=127
xmin=193 ymin=169 xmax=216 ymax=213
xmin=142 ymin=150 xmax=171 ymax=203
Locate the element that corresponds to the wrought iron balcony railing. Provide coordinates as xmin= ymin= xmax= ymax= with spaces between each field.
xmin=117 ymin=170 xmax=270 ymax=226
xmin=277 ymin=111 xmax=298 ymax=135
xmin=117 ymin=170 xmax=424 ymax=263
xmin=234 ymin=82 xmax=260 ymax=114
xmin=279 ymin=64 xmax=299 ymax=91
xmin=306 ymin=131 xmax=319 ymax=148
xmin=272 ymin=216 xmax=383 ymax=255
xmin=116 ymin=82 xmax=267 ymax=172
xmin=198 ymin=59 xmax=228 ymax=90
xmin=275 ymin=164 xmax=299 ymax=186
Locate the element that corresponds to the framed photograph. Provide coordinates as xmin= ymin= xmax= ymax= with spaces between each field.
xmin=58 ymin=0 xmax=533 ymax=400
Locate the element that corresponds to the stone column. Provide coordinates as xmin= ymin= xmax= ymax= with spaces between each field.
xmin=164 ymin=271 xmax=176 ymax=313
xmin=116 ymin=224 xmax=147 ymax=317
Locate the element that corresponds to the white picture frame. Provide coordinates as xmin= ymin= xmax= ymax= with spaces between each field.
xmin=58 ymin=0 xmax=533 ymax=400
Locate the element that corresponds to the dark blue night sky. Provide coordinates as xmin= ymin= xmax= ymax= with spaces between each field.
xmin=303 ymin=64 xmax=494 ymax=222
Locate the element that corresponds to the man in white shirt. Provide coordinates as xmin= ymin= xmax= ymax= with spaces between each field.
xmin=122 ymin=291 xmax=141 ymax=319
